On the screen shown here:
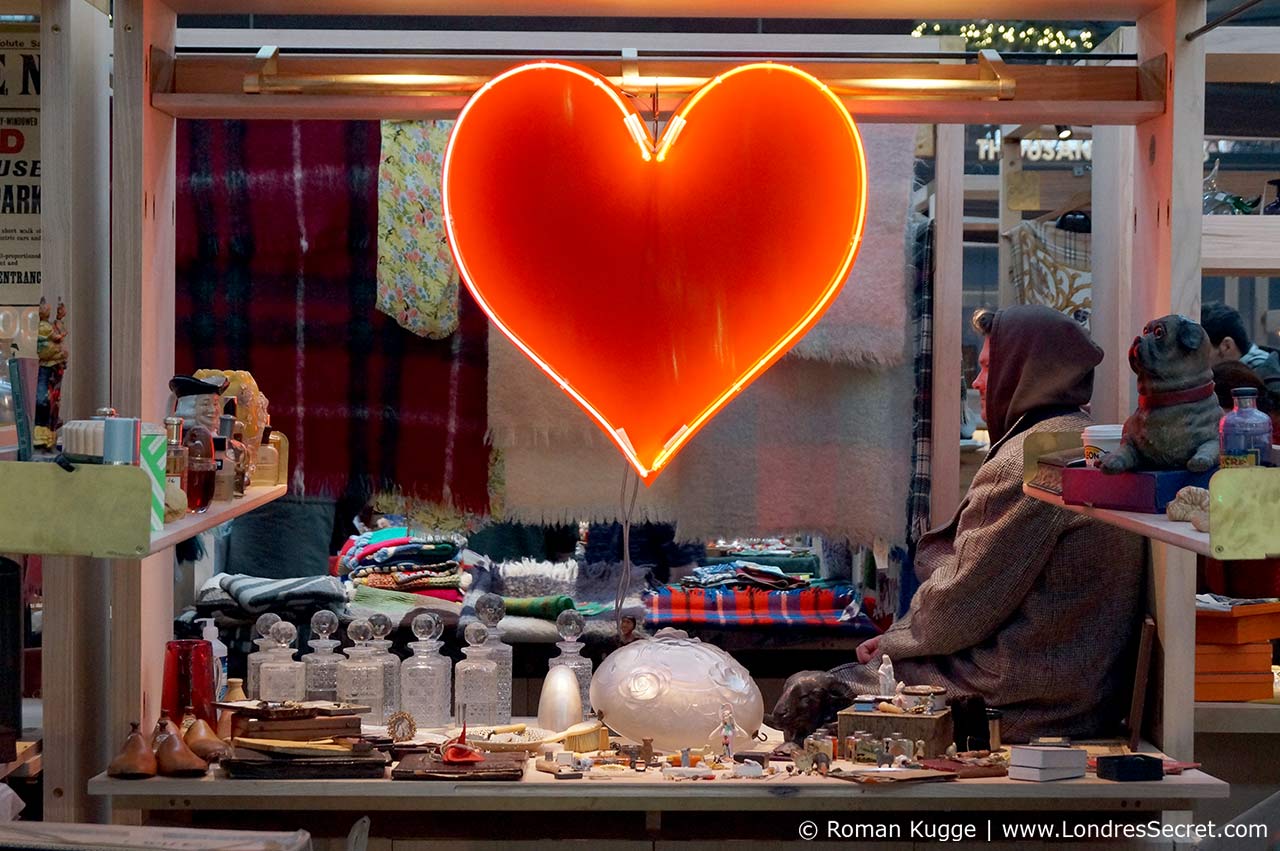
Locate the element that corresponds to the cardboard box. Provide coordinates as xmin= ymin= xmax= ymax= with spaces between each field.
xmin=1061 ymin=467 xmax=1214 ymax=514
xmin=836 ymin=708 xmax=953 ymax=758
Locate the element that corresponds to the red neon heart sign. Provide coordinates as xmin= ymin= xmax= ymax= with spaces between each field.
xmin=443 ymin=62 xmax=867 ymax=484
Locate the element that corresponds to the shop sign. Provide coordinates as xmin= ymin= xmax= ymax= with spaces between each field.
xmin=0 ymin=27 xmax=38 ymax=306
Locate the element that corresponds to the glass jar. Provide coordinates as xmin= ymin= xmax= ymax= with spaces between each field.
xmin=244 ymin=613 xmax=282 ymax=700
xmin=303 ymin=610 xmax=341 ymax=702
xmin=400 ymin=613 xmax=451 ymax=729
xmin=259 ymin=622 xmax=304 ymax=703
xmin=474 ymin=594 xmax=512 ymax=723
xmin=548 ymin=609 xmax=592 ymax=720
xmin=454 ymin=623 xmax=498 ymax=726
xmin=1221 ymin=387 xmax=1274 ymax=467
xmin=368 ymin=638 xmax=401 ymax=725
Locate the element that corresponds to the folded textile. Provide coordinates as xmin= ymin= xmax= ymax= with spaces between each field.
xmin=413 ymin=588 xmax=464 ymax=603
xmin=679 ymin=561 xmax=808 ymax=591
xmin=502 ymin=595 xmax=576 ymax=620
xmin=645 ymin=584 xmax=859 ymax=630
xmin=346 ymin=584 xmax=462 ymax=629
xmin=355 ymin=572 xmax=464 ymax=593
xmin=218 ymin=574 xmax=348 ymax=616
xmin=393 ymin=566 xmax=462 ymax=587
xmin=338 ymin=527 xmax=460 ymax=574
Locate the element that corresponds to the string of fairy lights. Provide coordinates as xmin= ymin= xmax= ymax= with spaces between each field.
xmin=911 ymin=21 xmax=1101 ymax=53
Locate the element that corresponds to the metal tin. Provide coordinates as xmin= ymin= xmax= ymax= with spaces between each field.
xmin=102 ymin=416 xmax=140 ymax=465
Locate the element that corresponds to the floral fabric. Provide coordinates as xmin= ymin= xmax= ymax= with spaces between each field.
xmin=377 ymin=121 xmax=459 ymax=339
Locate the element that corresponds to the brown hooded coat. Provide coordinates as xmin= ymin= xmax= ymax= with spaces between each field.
xmin=832 ymin=306 xmax=1146 ymax=742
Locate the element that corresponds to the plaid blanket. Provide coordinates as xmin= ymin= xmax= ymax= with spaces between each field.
xmin=175 ymin=119 xmax=490 ymax=510
xmin=645 ymin=584 xmax=861 ymax=630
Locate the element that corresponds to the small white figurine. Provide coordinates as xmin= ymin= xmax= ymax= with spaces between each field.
xmin=877 ymin=654 xmax=897 ymax=696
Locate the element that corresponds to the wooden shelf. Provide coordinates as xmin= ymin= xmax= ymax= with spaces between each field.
xmin=1023 ymin=485 xmax=1211 ymax=556
xmin=1196 ymin=701 xmax=1280 ymax=735
xmin=149 ymin=484 xmax=287 ymax=553
xmin=1202 ymin=216 xmax=1280 ymax=276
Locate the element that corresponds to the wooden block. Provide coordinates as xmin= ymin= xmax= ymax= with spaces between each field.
xmin=1197 ymin=602 xmax=1280 ymax=644
xmin=837 ymin=708 xmax=953 ymax=758
xmin=232 ymin=715 xmax=361 ymax=739
xmin=1195 ymin=642 xmax=1272 ymax=674
xmin=1194 ymin=672 xmax=1275 ymax=702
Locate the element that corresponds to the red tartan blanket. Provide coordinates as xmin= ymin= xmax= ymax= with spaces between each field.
xmin=645 ymin=584 xmax=866 ymax=630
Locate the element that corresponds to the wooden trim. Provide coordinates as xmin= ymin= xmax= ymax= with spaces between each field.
xmin=930 ymin=123 xmax=964 ymax=527
xmin=1202 ymin=217 xmax=1280 ymax=276
xmin=1090 ymin=125 xmax=1137 ymax=424
xmin=996 ymin=137 xmax=1021 ymax=309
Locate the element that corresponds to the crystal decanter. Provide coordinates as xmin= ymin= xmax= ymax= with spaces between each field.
xmin=549 ymin=609 xmax=593 ymax=720
xmin=303 ymin=610 xmax=341 ymax=702
xmin=367 ymin=612 xmax=401 ymax=725
xmin=474 ymin=593 xmax=513 ymax=724
xmin=245 ymin=612 xmax=282 ymax=700
xmin=400 ymin=612 xmax=451 ymax=729
xmin=337 ymin=619 xmax=384 ymax=721
xmin=454 ymin=622 xmax=498 ymax=726
xmin=258 ymin=620 xmax=305 ymax=703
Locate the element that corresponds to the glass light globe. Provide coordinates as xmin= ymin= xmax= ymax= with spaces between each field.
xmin=412 ymin=612 xmax=443 ymax=642
xmin=269 ymin=620 xmax=297 ymax=648
xmin=589 ymin=628 xmax=763 ymax=752
xmin=347 ymin=619 xmax=373 ymax=644
xmin=368 ymin=612 xmax=393 ymax=640
xmin=311 ymin=610 xmax=338 ymax=640
xmin=475 ymin=593 xmax=505 ymax=628
xmin=254 ymin=613 xmax=281 ymax=638
xmin=464 ymin=622 xmax=489 ymax=646
xmin=556 ymin=609 xmax=585 ymax=642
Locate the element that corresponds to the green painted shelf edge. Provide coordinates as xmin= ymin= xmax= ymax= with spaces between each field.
xmin=0 ymin=461 xmax=288 ymax=559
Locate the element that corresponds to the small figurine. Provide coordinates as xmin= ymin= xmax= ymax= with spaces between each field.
xmin=877 ymin=654 xmax=897 ymax=697
xmin=812 ymin=752 xmax=832 ymax=776
xmin=945 ymin=743 xmax=958 ymax=759
xmin=732 ymin=759 xmax=764 ymax=778
xmin=619 ymin=615 xmax=644 ymax=645
xmin=640 ymin=737 xmax=655 ymax=766
xmin=914 ymin=739 xmax=927 ymax=761
xmin=718 ymin=704 xmax=735 ymax=760
xmin=680 ymin=747 xmax=691 ymax=768
xmin=793 ymin=747 xmax=815 ymax=775
xmin=874 ymin=742 xmax=894 ymax=768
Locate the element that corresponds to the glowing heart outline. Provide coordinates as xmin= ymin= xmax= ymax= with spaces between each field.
xmin=442 ymin=61 xmax=867 ymax=484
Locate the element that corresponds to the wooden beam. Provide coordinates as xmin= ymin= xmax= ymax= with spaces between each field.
xmin=1134 ymin=0 xmax=1207 ymax=764
xmin=931 ymin=123 xmax=964 ymax=527
xmin=1204 ymin=27 xmax=1280 ymax=83
xmin=997 ymin=137 xmax=1022 ymax=309
xmin=1090 ymin=125 xmax=1137 ymax=425
xmin=1202 ymin=217 xmax=1280 ymax=276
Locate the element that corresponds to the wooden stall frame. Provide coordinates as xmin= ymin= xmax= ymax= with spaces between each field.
xmin=32 ymin=0 xmax=1212 ymax=824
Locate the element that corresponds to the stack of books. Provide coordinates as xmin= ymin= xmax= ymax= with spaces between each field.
xmin=1008 ymin=745 xmax=1087 ymax=782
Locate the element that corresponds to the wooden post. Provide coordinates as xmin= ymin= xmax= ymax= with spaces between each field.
xmin=1134 ymin=0 xmax=1207 ymax=763
xmin=1090 ymin=125 xmax=1137 ymax=425
xmin=997 ymin=135 xmax=1022 ymax=309
xmin=109 ymin=0 xmax=178 ymax=796
xmin=39 ymin=0 xmax=113 ymax=824
xmin=930 ymin=123 xmax=964 ymax=525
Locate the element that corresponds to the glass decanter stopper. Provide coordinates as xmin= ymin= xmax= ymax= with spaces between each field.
xmin=454 ymin=622 xmax=498 ymax=726
xmin=337 ymin=619 xmax=383 ymax=724
xmin=303 ymin=610 xmax=341 ymax=702
xmin=400 ymin=612 xmax=451 ymax=729
xmin=245 ymin=612 xmax=282 ymax=699
xmin=474 ymin=593 xmax=512 ymax=724
xmin=259 ymin=621 xmax=305 ymax=703
xmin=367 ymin=612 xmax=400 ymax=725
xmin=549 ymin=609 xmax=593 ymax=721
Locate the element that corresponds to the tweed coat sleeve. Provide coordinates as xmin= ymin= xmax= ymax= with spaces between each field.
xmin=877 ymin=437 xmax=1073 ymax=660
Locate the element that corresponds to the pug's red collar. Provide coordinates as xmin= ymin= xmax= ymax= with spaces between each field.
xmin=1138 ymin=381 xmax=1215 ymax=411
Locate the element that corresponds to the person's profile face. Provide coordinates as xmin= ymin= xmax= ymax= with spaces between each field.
xmin=973 ymin=338 xmax=991 ymax=422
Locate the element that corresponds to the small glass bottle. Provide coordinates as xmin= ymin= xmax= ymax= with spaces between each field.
xmin=255 ymin=426 xmax=280 ymax=487
xmin=1220 ymin=387 xmax=1274 ymax=467
xmin=337 ymin=619 xmax=384 ymax=721
xmin=400 ymin=612 xmax=451 ymax=729
xmin=549 ymin=609 xmax=592 ymax=720
xmin=182 ymin=422 xmax=216 ymax=513
xmin=454 ymin=622 xmax=499 ymax=726
xmin=259 ymin=621 xmax=305 ymax=703
xmin=220 ymin=408 xmax=251 ymax=496
xmin=245 ymin=612 xmax=282 ymax=700
xmin=367 ymin=612 xmax=400 ymax=725
xmin=474 ymin=593 xmax=513 ymax=724
xmin=303 ymin=610 xmax=341 ymax=702
xmin=164 ymin=416 xmax=188 ymax=494
xmin=211 ymin=436 xmax=235 ymax=502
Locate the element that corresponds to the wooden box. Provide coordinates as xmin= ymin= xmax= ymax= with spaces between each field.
xmin=1061 ymin=467 xmax=1214 ymax=514
xmin=1196 ymin=602 xmax=1280 ymax=644
xmin=837 ymin=708 xmax=953 ymax=758
xmin=1195 ymin=642 xmax=1272 ymax=674
xmin=1194 ymin=672 xmax=1275 ymax=702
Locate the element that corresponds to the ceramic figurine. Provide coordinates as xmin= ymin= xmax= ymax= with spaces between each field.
xmin=640 ymin=738 xmax=655 ymax=766
xmin=169 ymin=374 xmax=227 ymax=436
xmin=813 ymin=752 xmax=831 ymax=776
xmin=732 ymin=759 xmax=764 ymax=778
xmin=915 ymin=739 xmax=927 ymax=761
xmin=765 ymin=670 xmax=855 ymax=747
xmin=877 ymin=655 xmax=897 ymax=697
xmin=875 ymin=743 xmax=894 ymax=768
xmin=717 ymin=704 xmax=735 ymax=760
xmin=680 ymin=748 xmax=691 ymax=767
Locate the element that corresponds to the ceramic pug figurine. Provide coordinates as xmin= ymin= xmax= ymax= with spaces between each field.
xmin=1101 ymin=315 xmax=1221 ymax=474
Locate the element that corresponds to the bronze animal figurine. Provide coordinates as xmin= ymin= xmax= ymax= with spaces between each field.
xmin=1101 ymin=315 xmax=1221 ymax=474
xmin=765 ymin=670 xmax=856 ymax=747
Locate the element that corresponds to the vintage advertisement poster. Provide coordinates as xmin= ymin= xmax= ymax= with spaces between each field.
xmin=0 ymin=28 xmax=39 ymax=305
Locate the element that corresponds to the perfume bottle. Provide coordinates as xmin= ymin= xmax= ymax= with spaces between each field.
xmin=255 ymin=426 xmax=280 ymax=487
xmin=337 ymin=619 xmax=384 ymax=719
xmin=259 ymin=621 xmax=305 ymax=703
xmin=182 ymin=421 xmax=216 ymax=513
xmin=303 ymin=610 xmax=342 ymax=702
xmin=367 ymin=612 xmax=401 ymax=725
xmin=400 ymin=612 xmax=451 ymax=729
xmin=245 ymin=613 xmax=282 ymax=700
xmin=454 ymin=622 xmax=499 ymax=726
xmin=549 ymin=609 xmax=593 ymax=720
xmin=217 ymin=411 xmax=248 ymax=498
xmin=164 ymin=416 xmax=188 ymax=494
xmin=1220 ymin=387 xmax=1274 ymax=467
xmin=474 ymin=593 xmax=513 ymax=724
xmin=211 ymin=436 xmax=235 ymax=502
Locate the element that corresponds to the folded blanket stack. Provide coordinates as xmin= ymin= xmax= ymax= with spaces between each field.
xmin=197 ymin=573 xmax=349 ymax=620
xmin=680 ymin=561 xmax=809 ymax=591
xmin=338 ymin=527 xmax=470 ymax=602
xmin=646 ymin=583 xmax=863 ymax=630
